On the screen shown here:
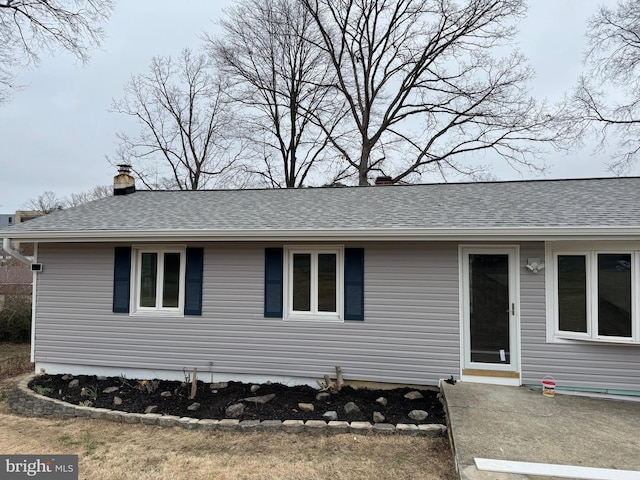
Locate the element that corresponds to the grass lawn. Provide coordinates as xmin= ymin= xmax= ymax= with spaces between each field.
xmin=0 ymin=343 xmax=30 ymax=360
xmin=0 ymin=343 xmax=32 ymax=379
xmin=0 ymin=368 xmax=455 ymax=480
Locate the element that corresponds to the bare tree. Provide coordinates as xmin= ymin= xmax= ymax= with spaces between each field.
xmin=66 ymin=184 xmax=112 ymax=207
xmin=109 ymin=49 xmax=245 ymax=190
xmin=570 ymin=0 xmax=640 ymax=174
xmin=208 ymin=0 xmax=339 ymax=188
xmin=0 ymin=0 xmax=113 ymax=103
xmin=24 ymin=185 xmax=111 ymax=212
xmin=302 ymin=0 xmax=562 ymax=185
xmin=23 ymin=191 xmax=65 ymax=214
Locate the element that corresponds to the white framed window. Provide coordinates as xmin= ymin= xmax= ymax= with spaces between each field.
xmin=284 ymin=245 xmax=343 ymax=321
xmin=548 ymin=242 xmax=638 ymax=343
xmin=131 ymin=246 xmax=186 ymax=315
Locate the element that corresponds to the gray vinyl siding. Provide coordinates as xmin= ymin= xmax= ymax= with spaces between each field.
xmin=35 ymin=241 xmax=640 ymax=391
xmin=34 ymin=242 xmax=460 ymax=386
xmin=520 ymin=242 xmax=640 ymax=392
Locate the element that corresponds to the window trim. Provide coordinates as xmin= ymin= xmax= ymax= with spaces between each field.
xmin=130 ymin=245 xmax=186 ymax=316
xmin=547 ymin=242 xmax=639 ymax=344
xmin=553 ymin=251 xmax=592 ymax=340
xmin=283 ymin=245 xmax=344 ymax=322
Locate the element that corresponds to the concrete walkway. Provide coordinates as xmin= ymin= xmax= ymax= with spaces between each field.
xmin=441 ymin=382 xmax=640 ymax=480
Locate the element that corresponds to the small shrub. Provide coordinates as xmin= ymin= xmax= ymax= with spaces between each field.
xmin=118 ymin=374 xmax=132 ymax=388
xmin=0 ymin=294 xmax=31 ymax=343
xmin=137 ymin=379 xmax=159 ymax=394
xmin=81 ymin=386 xmax=98 ymax=401
xmin=34 ymin=385 xmax=52 ymax=396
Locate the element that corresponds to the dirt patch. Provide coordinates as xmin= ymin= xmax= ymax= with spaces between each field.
xmin=31 ymin=374 xmax=445 ymax=425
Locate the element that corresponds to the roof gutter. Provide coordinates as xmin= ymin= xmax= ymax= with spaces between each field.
xmin=3 ymin=226 xmax=640 ymax=243
xmin=2 ymin=238 xmax=33 ymax=267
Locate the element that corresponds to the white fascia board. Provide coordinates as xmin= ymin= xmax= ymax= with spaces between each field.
xmin=5 ymin=226 xmax=640 ymax=243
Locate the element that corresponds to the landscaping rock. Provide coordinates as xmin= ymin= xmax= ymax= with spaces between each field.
xmin=242 ymin=393 xmax=276 ymax=404
xmin=408 ymin=410 xmax=428 ymax=421
xmin=259 ymin=420 xmax=282 ymax=431
xmin=350 ymin=421 xmax=372 ymax=434
xmin=68 ymin=379 xmax=79 ymax=389
xmin=404 ymin=391 xmax=424 ymax=400
xmin=322 ymin=411 xmax=338 ymax=421
xmin=144 ymin=405 xmax=158 ymax=414
xmin=344 ymin=401 xmax=360 ymax=414
xmin=327 ymin=421 xmax=350 ymax=432
xmin=61 ymin=374 xmax=73 ymax=381
xmin=305 ymin=420 xmax=327 ymax=433
xmin=217 ymin=419 xmax=239 ymax=431
xmin=418 ymin=424 xmax=446 ymax=437
xmin=26 ymin=374 xmax=447 ymax=427
xmin=239 ymin=419 xmax=260 ymax=431
xmin=141 ymin=413 xmax=162 ymax=425
xmin=197 ymin=419 xmax=219 ymax=431
xmin=373 ymin=411 xmax=385 ymax=423
xmin=225 ymin=403 xmax=245 ymax=418
xmin=250 ymin=384 xmax=260 ymax=393
xmin=373 ymin=423 xmax=396 ymax=435
xmin=210 ymin=382 xmax=228 ymax=389
xmin=187 ymin=403 xmax=200 ymax=411
xmin=282 ymin=420 xmax=304 ymax=433
xmin=298 ymin=402 xmax=314 ymax=412
xmin=97 ymin=376 xmax=108 ymax=381
xmin=396 ymin=424 xmax=419 ymax=436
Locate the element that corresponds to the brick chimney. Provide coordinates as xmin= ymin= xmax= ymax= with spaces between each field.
xmin=374 ymin=176 xmax=393 ymax=186
xmin=113 ymin=164 xmax=136 ymax=196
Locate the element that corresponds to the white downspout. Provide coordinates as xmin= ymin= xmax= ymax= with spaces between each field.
xmin=2 ymin=238 xmax=32 ymax=266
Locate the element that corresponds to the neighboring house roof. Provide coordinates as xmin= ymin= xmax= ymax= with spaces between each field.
xmin=2 ymin=177 xmax=640 ymax=242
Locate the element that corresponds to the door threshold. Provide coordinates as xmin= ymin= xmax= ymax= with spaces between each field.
xmin=461 ymin=369 xmax=521 ymax=386
xmin=462 ymin=369 xmax=520 ymax=379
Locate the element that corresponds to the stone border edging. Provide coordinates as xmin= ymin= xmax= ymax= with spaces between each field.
xmin=8 ymin=375 xmax=447 ymax=437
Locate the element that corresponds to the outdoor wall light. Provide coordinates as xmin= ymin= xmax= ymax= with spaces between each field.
xmin=525 ymin=259 xmax=545 ymax=273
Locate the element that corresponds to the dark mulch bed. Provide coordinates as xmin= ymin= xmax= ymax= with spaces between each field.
xmin=30 ymin=374 xmax=445 ymax=425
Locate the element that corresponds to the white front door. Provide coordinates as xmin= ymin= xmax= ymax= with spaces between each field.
xmin=460 ymin=246 xmax=520 ymax=381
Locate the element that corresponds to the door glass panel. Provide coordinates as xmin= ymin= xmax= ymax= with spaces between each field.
xmin=292 ymin=254 xmax=311 ymax=311
xmin=598 ymin=254 xmax=632 ymax=337
xmin=557 ymin=255 xmax=587 ymax=333
xmin=140 ymin=253 xmax=157 ymax=307
xmin=318 ymin=253 xmax=337 ymax=312
xmin=469 ymin=254 xmax=510 ymax=364
xmin=162 ymin=252 xmax=180 ymax=308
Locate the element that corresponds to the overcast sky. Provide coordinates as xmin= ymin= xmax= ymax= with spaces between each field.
xmin=0 ymin=0 xmax=610 ymax=213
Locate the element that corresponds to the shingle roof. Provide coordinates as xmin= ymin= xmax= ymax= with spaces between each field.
xmin=3 ymin=177 xmax=640 ymax=241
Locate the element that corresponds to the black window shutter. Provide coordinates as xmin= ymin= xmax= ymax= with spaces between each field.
xmin=113 ymin=246 xmax=132 ymax=313
xmin=184 ymin=247 xmax=204 ymax=316
xmin=344 ymin=248 xmax=364 ymax=321
xmin=264 ymin=248 xmax=283 ymax=318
